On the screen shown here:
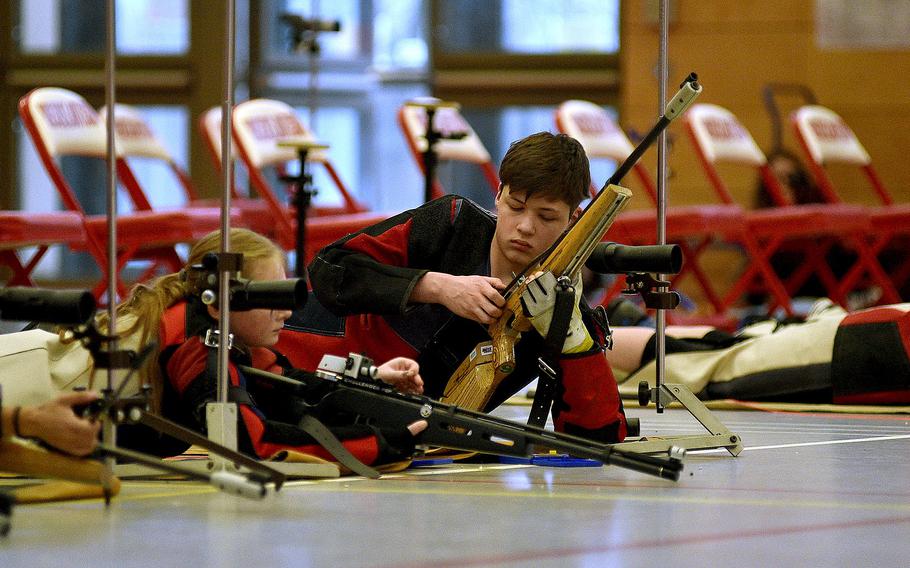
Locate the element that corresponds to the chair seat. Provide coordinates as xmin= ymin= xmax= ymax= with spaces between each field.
xmin=82 ymin=209 xmax=238 ymax=248
xmin=189 ymin=197 xmax=274 ymax=235
xmin=299 ymin=212 xmax=392 ymax=254
xmin=154 ymin=206 xmax=243 ymax=237
xmin=609 ymin=204 xmax=745 ymax=243
xmin=743 ymin=203 xmax=870 ymax=237
xmin=0 ymin=212 xmax=86 ymax=248
xmin=868 ymin=204 xmax=910 ymax=233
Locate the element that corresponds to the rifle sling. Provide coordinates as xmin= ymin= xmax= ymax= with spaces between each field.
xmin=203 ymin=334 xmax=379 ymax=479
xmin=528 ymin=284 xmax=575 ymax=428
xmin=297 ymin=415 xmax=381 ymax=479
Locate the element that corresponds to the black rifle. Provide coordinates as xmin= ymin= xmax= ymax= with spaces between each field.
xmin=239 ymin=355 xmax=684 ymax=482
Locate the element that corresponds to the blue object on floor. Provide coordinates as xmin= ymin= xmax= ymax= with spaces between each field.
xmin=410 ymin=457 xmax=455 ymax=467
xmin=530 ymin=454 xmax=603 ymax=467
xmin=498 ymin=454 xmax=603 ymax=467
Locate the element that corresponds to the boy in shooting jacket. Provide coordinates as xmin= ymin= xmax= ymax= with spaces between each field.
xmin=278 ymin=132 xmax=628 ymax=443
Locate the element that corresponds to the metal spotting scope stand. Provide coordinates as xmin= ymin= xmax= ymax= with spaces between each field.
xmin=90 ymin=1 xmax=337 ymax=482
xmin=404 ymin=99 xmax=467 ymax=203
xmin=614 ymin=0 xmax=742 ymax=457
xmin=278 ymin=140 xmax=327 ymax=277
xmin=603 ymin=245 xmax=742 ymax=457
xmin=281 ymin=10 xmax=341 ymax=134
xmin=277 ymin=11 xmax=342 ymax=275
xmin=613 ymin=272 xmax=744 ymax=456
xmin=69 ymin=321 xmax=290 ymax=493
xmin=200 ymin=2 xmax=339 ymax=480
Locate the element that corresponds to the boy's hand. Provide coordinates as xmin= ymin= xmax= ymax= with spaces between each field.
xmin=412 ymin=272 xmax=506 ymax=324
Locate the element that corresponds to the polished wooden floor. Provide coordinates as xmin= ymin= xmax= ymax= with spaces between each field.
xmin=3 ymin=403 xmax=910 ymax=568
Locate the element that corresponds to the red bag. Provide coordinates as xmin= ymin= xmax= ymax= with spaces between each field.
xmin=831 ymin=305 xmax=910 ymax=404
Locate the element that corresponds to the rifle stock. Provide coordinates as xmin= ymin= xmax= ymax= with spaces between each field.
xmin=0 ymin=438 xmax=121 ymax=497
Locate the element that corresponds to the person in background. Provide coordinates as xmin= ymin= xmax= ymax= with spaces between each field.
xmin=752 ymin=148 xmax=857 ymax=305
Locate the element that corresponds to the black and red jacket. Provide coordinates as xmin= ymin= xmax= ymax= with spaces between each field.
xmin=157 ymin=298 xmax=416 ymax=464
xmin=278 ymin=195 xmax=627 ymax=443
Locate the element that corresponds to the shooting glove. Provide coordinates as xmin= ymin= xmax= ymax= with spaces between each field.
xmin=520 ymin=271 xmax=593 ymax=354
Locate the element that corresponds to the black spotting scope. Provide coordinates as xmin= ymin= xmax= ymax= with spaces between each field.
xmin=0 ymin=287 xmax=96 ymax=324
xmin=280 ymin=14 xmax=341 ymax=33
xmin=228 ymin=278 xmax=308 ymax=312
xmin=585 ymin=242 xmax=683 ymax=275
xmin=185 ymin=253 xmax=309 ymax=312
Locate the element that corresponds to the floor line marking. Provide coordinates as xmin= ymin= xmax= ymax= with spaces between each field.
xmin=290 ymin=482 xmax=910 ymax=513
xmin=370 ymin=515 xmax=910 ymax=568
xmin=692 ymin=433 xmax=910 ymax=454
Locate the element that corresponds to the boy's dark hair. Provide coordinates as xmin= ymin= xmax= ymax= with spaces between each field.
xmin=498 ymin=132 xmax=591 ymax=212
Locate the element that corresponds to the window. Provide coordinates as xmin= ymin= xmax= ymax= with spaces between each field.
xmin=436 ymin=0 xmax=619 ymax=55
xmin=17 ymin=0 xmax=189 ymax=55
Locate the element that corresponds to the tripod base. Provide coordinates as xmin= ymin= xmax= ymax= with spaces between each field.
xmin=613 ymin=382 xmax=743 ymax=456
xmin=107 ymin=402 xmax=341 ymax=479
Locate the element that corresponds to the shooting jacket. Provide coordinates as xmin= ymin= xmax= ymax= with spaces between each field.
xmin=278 ymin=195 xmax=627 ymax=443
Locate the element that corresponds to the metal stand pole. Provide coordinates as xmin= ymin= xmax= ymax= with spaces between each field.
xmin=655 ymin=0 xmax=669 ymax=413
xmin=620 ymin=0 xmax=742 ymax=456
xmin=208 ymin=0 xmax=239 ymax=464
xmin=102 ymin=0 xmax=118 ymax=479
xmin=403 ymin=99 xmax=465 ymax=203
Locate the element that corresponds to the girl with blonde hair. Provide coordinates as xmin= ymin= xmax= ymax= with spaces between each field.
xmin=112 ymin=228 xmax=425 ymax=465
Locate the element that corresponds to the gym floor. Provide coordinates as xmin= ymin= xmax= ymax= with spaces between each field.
xmin=3 ymin=403 xmax=910 ymax=567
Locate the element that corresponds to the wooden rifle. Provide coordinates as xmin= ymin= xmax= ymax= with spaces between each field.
xmin=239 ymin=356 xmax=684 ymax=481
xmin=0 ymin=438 xmax=121 ymax=502
xmin=440 ymin=74 xmax=703 ymax=411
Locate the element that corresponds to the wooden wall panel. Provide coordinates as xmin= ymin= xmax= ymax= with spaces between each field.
xmin=620 ymin=0 xmax=910 ymax=208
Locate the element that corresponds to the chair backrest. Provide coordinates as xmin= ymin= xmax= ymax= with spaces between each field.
xmin=791 ymin=104 xmax=892 ymax=205
xmin=555 ymin=99 xmax=659 ymax=204
xmin=684 ymin=103 xmax=786 ymax=206
xmin=99 ymin=103 xmax=200 ymax=207
xmin=19 ymin=87 xmax=188 ymax=300
xmin=199 ymin=106 xmax=230 ymax=167
xmin=231 ymin=98 xmax=362 ymax=213
xmin=199 ymin=106 xmax=251 ymax=200
xmin=18 ymin=87 xmax=110 ymax=215
xmin=397 ymin=98 xmax=500 ymax=199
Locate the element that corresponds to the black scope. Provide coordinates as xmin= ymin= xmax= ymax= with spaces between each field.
xmin=0 ymin=287 xmax=96 ymax=324
xmin=585 ymin=242 xmax=683 ymax=275
xmin=229 ymin=278 xmax=308 ymax=311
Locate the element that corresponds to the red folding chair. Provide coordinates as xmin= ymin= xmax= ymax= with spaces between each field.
xmin=792 ymin=104 xmax=910 ymax=298
xmin=1 ymin=211 xmax=85 ymax=287
xmin=19 ymin=87 xmax=218 ymax=301
xmin=99 ymin=103 xmax=240 ymax=229
xmin=397 ymin=98 xmax=500 ymax=201
xmin=556 ymin=100 xmax=792 ymax=318
xmin=230 ymin=98 xmax=387 ymax=259
xmin=684 ymin=103 xmax=899 ymax=307
xmin=198 ymin=106 xmax=289 ymax=236
xmin=231 ymin=99 xmax=369 ymax=215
